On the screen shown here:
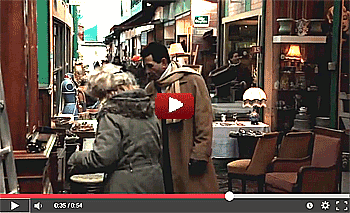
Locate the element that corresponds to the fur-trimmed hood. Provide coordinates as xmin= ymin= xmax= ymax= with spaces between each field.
xmin=98 ymin=89 xmax=154 ymax=119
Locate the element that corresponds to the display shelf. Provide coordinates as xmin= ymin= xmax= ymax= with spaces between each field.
xmin=278 ymin=89 xmax=318 ymax=92
xmin=277 ymin=108 xmax=296 ymax=111
xmin=273 ymin=35 xmax=327 ymax=44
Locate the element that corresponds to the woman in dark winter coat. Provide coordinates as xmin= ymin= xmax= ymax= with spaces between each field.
xmin=68 ymin=66 xmax=164 ymax=193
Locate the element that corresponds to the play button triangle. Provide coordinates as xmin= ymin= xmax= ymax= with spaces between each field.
xmin=11 ymin=201 xmax=20 ymax=210
xmin=169 ymin=97 xmax=183 ymax=113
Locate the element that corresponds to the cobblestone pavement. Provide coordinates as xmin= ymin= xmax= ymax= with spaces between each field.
xmin=216 ymin=172 xmax=259 ymax=193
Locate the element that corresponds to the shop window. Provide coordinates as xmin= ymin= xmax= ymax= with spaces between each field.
xmin=174 ymin=0 xmax=190 ymax=16
xmin=212 ymin=20 xmax=259 ymax=104
xmin=53 ymin=19 xmax=71 ymax=116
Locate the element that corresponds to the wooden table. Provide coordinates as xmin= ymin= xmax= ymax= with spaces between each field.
xmin=228 ymin=134 xmax=263 ymax=159
xmin=72 ymin=130 xmax=95 ymax=139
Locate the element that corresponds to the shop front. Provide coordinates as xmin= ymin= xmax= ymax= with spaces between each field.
xmin=264 ymin=0 xmax=350 ymax=132
xmin=209 ymin=8 xmax=266 ymax=160
xmin=209 ymin=9 xmax=263 ymax=125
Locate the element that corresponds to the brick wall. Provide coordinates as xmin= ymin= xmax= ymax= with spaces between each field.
xmin=228 ymin=0 xmax=262 ymax=17
xmin=52 ymin=0 xmax=73 ymax=28
xmin=251 ymin=0 xmax=262 ymax=11
xmin=228 ymin=1 xmax=245 ymax=16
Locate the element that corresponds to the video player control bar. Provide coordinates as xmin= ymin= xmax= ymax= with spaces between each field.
xmin=0 ymin=197 xmax=349 ymax=212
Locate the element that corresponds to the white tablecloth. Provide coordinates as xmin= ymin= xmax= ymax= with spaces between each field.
xmin=212 ymin=121 xmax=270 ymax=158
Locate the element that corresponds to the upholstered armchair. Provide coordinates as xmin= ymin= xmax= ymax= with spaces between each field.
xmin=265 ymin=127 xmax=344 ymax=193
xmin=227 ymin=132 xmax=279 ymax=193
xmin=277 ymin=131 xmax=313 ymax=158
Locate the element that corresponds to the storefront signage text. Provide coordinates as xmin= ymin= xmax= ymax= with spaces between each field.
xmin=193 ymin=15 xmax=209 ymax=27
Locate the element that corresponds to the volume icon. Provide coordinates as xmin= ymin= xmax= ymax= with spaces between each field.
xmin=33 ymin=202 xmax=43 ymax=210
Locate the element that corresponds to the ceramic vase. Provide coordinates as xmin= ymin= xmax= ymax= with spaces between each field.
xmin=277 ymin=18 xmax=295 ymax=35
xmin=250 ymin=108 xmax=260 ymax=125
xmin=309 ymin=19 xmax=325 ymax=35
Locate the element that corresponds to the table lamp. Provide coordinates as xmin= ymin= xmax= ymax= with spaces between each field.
xmin=169 ymin=43 xmax=185 ymax=62
xmin=242 ymin=86 xmax=267 ymax=125
xmin=285 ymin=44 xmax=304 ymax=65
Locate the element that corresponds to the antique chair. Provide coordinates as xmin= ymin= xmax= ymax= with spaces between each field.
xmin=265 ymin=126 xmax=344 ymax=193
xmin=277 ymin=131 xmax=313 ymax=158
xmin=227 ymin=132 xmax=279 ymax=193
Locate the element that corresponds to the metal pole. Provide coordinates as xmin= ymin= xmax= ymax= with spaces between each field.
xmin=329 ymin=0 xmax=342 ymax=129
xmin=72 ymin=5 xmax=79 ymax=60
xmin=259 ymin=0 xmax=266 ymax=89
xmin=23 ymin=0 xmax=30 ymax=132
xmin=216 ymin=0 xmax=224 ymax=68
xmin=258 ymin=0 xmax=266 ymax=121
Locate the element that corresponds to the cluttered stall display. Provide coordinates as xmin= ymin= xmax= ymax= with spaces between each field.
xmin=46 ymin=62 xmax=100 ymax=193
xmin=20 ymin=61 xmax=100 ymax=193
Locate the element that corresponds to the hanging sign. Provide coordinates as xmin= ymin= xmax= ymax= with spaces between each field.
xmin=193 ymin=15 xmax=210 ymax=27
xmin=121 ymin=0 xmax=131 ymax=22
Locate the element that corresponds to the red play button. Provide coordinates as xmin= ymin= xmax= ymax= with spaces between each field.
xmin=155 ymin=93 xmax=194 ymax=119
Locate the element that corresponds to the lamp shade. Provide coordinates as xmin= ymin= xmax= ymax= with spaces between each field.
xmin=169 ymin=43 xmax=185 ymax=55
xmin=242 ymin=87 xmax=267 ymax=108
xmin=286 ymin=45 xmax=301 ymax=57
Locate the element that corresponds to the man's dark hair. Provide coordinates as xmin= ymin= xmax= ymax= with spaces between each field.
xmin=141 ymin=42 xmax=170 ymax=64
xmin=228 ymin=50 xmax=239 ymax=59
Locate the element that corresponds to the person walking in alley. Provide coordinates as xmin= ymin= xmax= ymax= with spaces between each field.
xmin=141 ymin=42 xmax=219 ymax=193
xmin=130 ymin=55 xmax=148 ymax=88
xmin=93 ymin=61 xmax=100 ymax=70
xmin=68 ymin=66 xmax=164 ymax=193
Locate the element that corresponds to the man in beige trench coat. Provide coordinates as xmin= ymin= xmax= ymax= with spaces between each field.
xmin=141 ymin=42 xmax=219 ymax=193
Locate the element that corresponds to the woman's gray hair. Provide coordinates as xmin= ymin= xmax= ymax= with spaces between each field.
xmin=86 ymin=68 xmax=139 ymax=100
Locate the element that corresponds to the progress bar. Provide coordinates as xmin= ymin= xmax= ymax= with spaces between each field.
xmin=0 ymin=194 xmax=349 ymax=213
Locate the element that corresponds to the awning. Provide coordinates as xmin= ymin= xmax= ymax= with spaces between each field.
xmin=111 ymin=9 xmax=154 ymax=31
xmin=111 ymin=0 xmax=175 ymax=31
xmin=103 ymin=31 xmax=120 ymax=44
xmin=147 ymin=0 xmax=176 ymax=7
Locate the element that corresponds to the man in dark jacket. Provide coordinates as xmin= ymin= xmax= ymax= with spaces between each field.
xmin=209 ymin=50 xmax=252 ymax=101
xmin=141 ymin=42 xmax=219 ymax=193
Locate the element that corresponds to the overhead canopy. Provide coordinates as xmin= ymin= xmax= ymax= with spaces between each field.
xmin=147 ymin=0 xmax=176 ymax=7
xmin=104 ymin=30 xmax=120 ymax=44
xmin=111 ymin=0 xmax=175 ymax=31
